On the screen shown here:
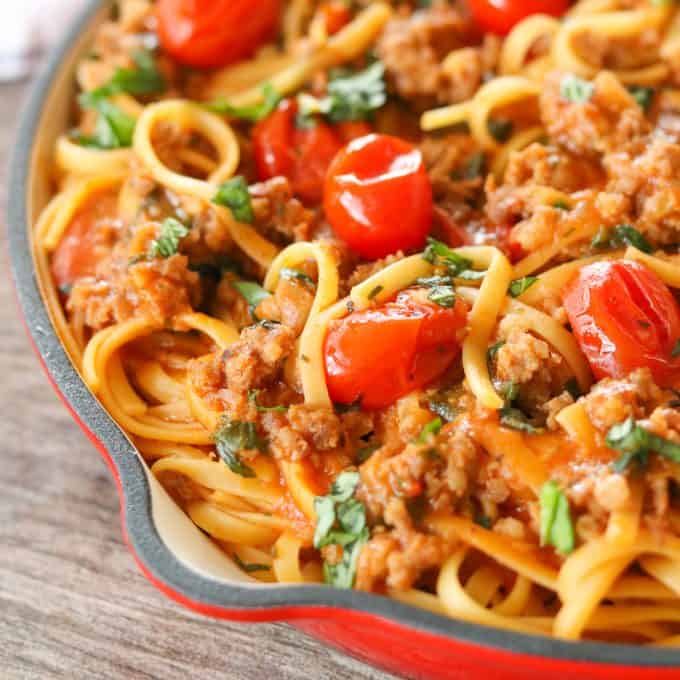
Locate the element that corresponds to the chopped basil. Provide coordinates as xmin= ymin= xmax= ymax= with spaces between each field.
xmin=560 ymin=74 xmax=594 ymax=104
xmin=487 ymin=341 xmax=505 ymax=363
xmin=213 ymin=419 xmax=266 ymax=478
xmin=553 ymin=200 xmax=570 ymax=211
xmin=74 ymin=96 xmax=136 ymax=149
xmin=564 ymin=377 xmax=582 ymax=400
xmin=367 ymin=285 xmax=384 ymax=300
xmin=248 ymin=389 xmax=288 ymax=413
xmin=423 ymin=238 xmax=474 ymax=277
xmin=148 ymin=217 xmax=189 ymax=258
xmin=671 ymin=339 xmax=680 ymax=358
xmin=427 ymin=398 xmax=458 ymax=423
xmin=87 ymin=50 xmax=165 ymax=100
xmin=487 ymin=118 xmax=514 ymax=142
xmin=213 ymin=176 xmax=255 ymax=224
xmin=539 ymin=481 xmax=575 ymax=554
xmin=508 ymin=276 xmax=538 ymax=298
xmin=591 ymin=224 xmax=653 ymax=253
xmin=314 ymin=471 xmax=369 ymax=589
xmin=298 ymin=61 xmax=386 ymax=124
xmin=455 ymin=151 xmax=486 ymax=180
xmin=232 ymin=553 xmax=270 ymax=573
xmin=606 ymin=417 xmax=680 ymax=472
xmin=417 ymin=417 xmax=443 ymax=443
xmin=232 ymin=280 xmax=271 ymax=312
xmin=497 ymin=381 xmax=519 ymax=403
xmin=499 ymin=406 xmax=543 ymax=434
xmin=280 ymin=267 xmax=315 ymax=287
xmin=427 ymin=285 xmax=457 ymax=307
xmin=627 ymin=85 xmax=655 ymax=112
xmin=475 ymin=514 xmax=492 ymax=530
xmin=206 ymin=83 xmax=281 ymax=122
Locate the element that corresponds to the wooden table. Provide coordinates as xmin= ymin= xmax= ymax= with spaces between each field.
xmin=0 ymin=79 xmax=395 ymax=680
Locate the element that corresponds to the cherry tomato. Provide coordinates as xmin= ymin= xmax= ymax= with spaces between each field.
xmin=563 ymin=260 xmax=680 ymax=387
xmin=467 ymin=0 xmax=570 ymax=35
xmin=324 ymin=289 xmax=468 ymax=409
xmin=51 ymin=192 xmax=118 ymax=290
xmin=319 ymin=1 xmax=352 ymax=35
xmin=156 ymin=0 xmax=282 ymax=69
xmin=324 ymin=134 xmax=433 ymax=259
xmin=253 ymin=99 xmax=370 ymax=204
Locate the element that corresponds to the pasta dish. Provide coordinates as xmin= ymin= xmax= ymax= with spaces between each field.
xmin=33 ymin=0 xmax=680 ymax=644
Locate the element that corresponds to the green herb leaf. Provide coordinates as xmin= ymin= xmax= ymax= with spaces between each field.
xmin=148 ymin=217 xmax=189 ymax=258
xmin=248 ymin=389 xmax=288 ymax=413
xmin=206 ymin=83 xmax=282 ymax=122
xmin=499 ymin=406 xmax=543 ymax=434
xmin=213 ymin=176 xmax=255 ymax=224
xmin=314 ymin=471 xmax=369 ymax=588
xmin=591 ymin=224 xmax=653 ymax=253
xmin=423 ymin=238 xmax=474 ymax=277
xmin=232 ymin=553 xmax=270 ymax=573
xmin=417 ymin=417 xmax=443 ymax=443
xmin=487 ymin=341 xmax=505 ymax=363
xmin=553 ymin=200 xmax=570 ymax=211
xmin=367 ymin=285 xmax=384 ymax=300
xmin=357 ymin=443 xmax=380 ymax=463
xmin=232 ymin=280 xmax=271 ymax=311
xmin=606 ymin=417 xmax=680 ymax=472
xmin=475 ymin=514 xmax=492 ymax=530
xmin=280 ymin=267 xmax=315 ymax=287
xmin=497 ymin=381 xmax=519 ymax=403
xmin=427 ymin=285 xmax=457 ymax=307
xmin=87 ymin=50 xmax=165 ymax=100
xmin=299 ymin=61 xmax=386 ymax=124
xmin=539 ymin=481 xmax=575 ymax=554
xmin=428 ymin=398 xmax=458 ymax=423
xmin=487 ymin=118 xmax=514 ymax=142
xmin=560 ymin=74 xmax=594 ymax=104
xmin=213 ymin=419 xmax=266 ymax=478
xmin=627 ymin=85 xmax=655 ymax=112
xmin=508 ymin=276 xmax=538 ymax=297
xmin=76 ymin=95 xmax=136 ymax=149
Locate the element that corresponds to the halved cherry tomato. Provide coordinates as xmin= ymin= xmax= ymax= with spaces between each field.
xmin=156 ymin=0 xmax=282 ymax=69
xmin=563 ymin=260 xmax=680 ymax=387
xmin=324 ymin=289 xmax=468 ymax=409
xmin=51 ymin=192 xmax=118 ymax=290
xmin=324 ymin=134 xmax=433 ymax=259
xmin=467 ymin=0 xmax=570 ymax=35
xmin=318 ymin=1 xmax=352 ymax=36
xmin=253 ymin=99 xmax=371 ymax=204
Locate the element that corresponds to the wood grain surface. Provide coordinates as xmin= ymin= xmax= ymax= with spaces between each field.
xmin=0 ymin=79 xmax=395 ymax=680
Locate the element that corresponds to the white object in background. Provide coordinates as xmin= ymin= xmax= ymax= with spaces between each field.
xmin=0 ymin=1 xmax=89 ymax=81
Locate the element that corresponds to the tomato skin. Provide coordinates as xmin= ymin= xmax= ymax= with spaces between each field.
xmin=563 ymin=261 xmax=680 ymax=387
xmin=319 ymin=1 xmax=352 ymax=35
xmin=324 ymin=134 xmax=433 ymax=259
xmin=252 ymin=100 xmax=370 ymax=204
xmin=467 ymin=0 xmax=570 ymax=35
xmin=156 ymin=0 xmax=282 ymax=69
xmin=324 ymin=290 xmax=468 ymax=409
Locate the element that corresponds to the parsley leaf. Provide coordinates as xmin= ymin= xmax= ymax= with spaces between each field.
xmin=417 ymin=417 xmax=443 ymax=443
xmin=499 ymin=406 xmax=543 ymax=434
xmin=248 ymin=389 xmax=288 ymax=413
xmin=297 ymin=61 xmax=386 ymax=124
xmin=427 ymin=285 xmax=457 ymax=307
xmin=148 ymin=218 xmax=189 ymax=258
xmin=487 ymin=118 xmax=514 ymax=142
xmin=213 ymin=176 xmax=255 ymax=224
xmin=232 ymin=280 xmax=271 ymax=312
xmin=213 ymin=419 xmax=266 ymax=478
xmin=313 ymin=471 xmax=369 ymax=589
xmin=539 ymin=481 xmax=575 ymax=554
xmin=560 ymin=74 xmax=594 ymax=104
xmin=627 ymin=85 xmax=655 ymax=112
xmin=232 ymin=553 xmax=270 ymax=573
xmin=206 ymin=83 xmax=282 ymax=122
xmin=606 ymin=417 xmax=680 ymax=472
xmin=75 ymin=95 xmax=136 ymax=149
xmin=280 ymin=267 xmax=315 ymax=287
xmin=508 ymin=276 xmax=538 ymax=298
xmin=423 ymin=238 xmax=474 ymax=277
xmin=88 ymin=50 xmax=166 ymax=99
xmin=591 ymin=224 xmax=653 ymax=253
